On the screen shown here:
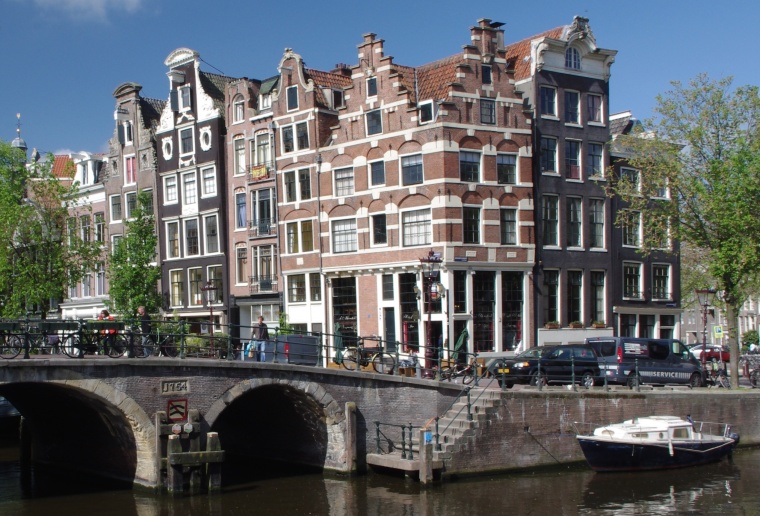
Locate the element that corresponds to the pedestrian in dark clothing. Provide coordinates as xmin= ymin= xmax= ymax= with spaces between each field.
xmin=138 ymin=306 xmax=151 ymax=357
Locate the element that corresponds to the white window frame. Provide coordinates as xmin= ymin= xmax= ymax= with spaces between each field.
xmin=371 ymin=213 xmax=388 ymax=247
xmin=369 ymin=160 xmax=385 ymax=187
xmin=565 ymin=47 xmax=581 ymax=69
xmin=331 ymin=218 xmax=358 ymax=254
xmin=110 ymin=194 xmax=122 ymax=223
xmin=201 ymin=166 xmax=217 ymax=197
xmin=204 ymin=214 xmax=219 ymax=254
xmin=622 ymin=210 xmax=642 ymax=248
xmin=286 ymin=220 xmax=314 ymax=254
xmin=188 ymin=267 xmax=203 ymax=306
xmin=462 ymin=206 xmax=481 ymax=244
xmin=652 ymin=263 xmax=671 ymax=301
xmin=170 ymin=269 xmax=184 ymax=308
xmin=366 ymin=76 xmax=378 ymax=97
xmin=401 ymin=208 xmax=432 ymax=247
xmin=182 ymin=171 xmax=197 ymax=206
xmin=125 ymin=191 xmax=137 ymax=220
xmin=166 ymin=221 xmax=180 ymax=259
xmin=418 ymin=101 xmax=437 ymax=124
xmin=565 ymin=139 xmax=582 ymax=180
xmin=178 ymin=85 xmax=192 ymax=111
xmin=236 ymin=246 xmax=248 ymax=285
xmin=235 ymin=191 xmax=247 ymax=230
xmin=587 ymin=142 xmax=604 ymax=178
xmin=401 ymin=153 xmax=424 ymax=186
xmin=623 ymin=262 xmax=643 ymax=300
xmin=480 ymin=98 xmax=496 ymax=125
xmin=184 ymin=218 xmax=200 ymax=256
xmin=459 ymin=151 xmax=481 ymax=183
xmin=164 ymin=175 xmax=178 ymax=205
xmin=540 ymin=86 xmax=557 ymax=118
xmin=179 ymin=127 xmax=194 ymax=156
xmin=124 ymin=154 xmax=136 ymax=185
xmin=497 ymin=153 xmax=517 ymax=185
xmin=587 ymin=93 xmax=603 ymax=124
xmin=621 ymin=167 xmax=641 ymax=192
xmin=566 ymin=197 xmax=583 ymax=248
xmin=286 ymin=85 xmax=299 ymax=111
xmin=334 ymin=167 xmax=355 ymax=197
xmin=280 ymin=122 xmax=309 ymax=153
xmin=233 ymin=95 xmax=245 ymax=123
xmin=366 ymin=109 xmax=383 ymax=136
xmin=500 ymin=208 xmax=517 ymax=245
xmin=540 ymin=137 xmax=558 ymax=174
xmin=233 ymin=137 xmax=246 ymax=176
xmin=589 ymin=198 xmax=605 ymax=249
xmin=123 ymin=121 xmax=133 ymax=145
xmin=542 ymin=195 xmax=559 ymax=247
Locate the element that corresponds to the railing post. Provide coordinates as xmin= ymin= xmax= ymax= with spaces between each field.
xmin=635 ymin=358 xmax=640 ymax=392
xmin=179 ymin=320 xmax=186 ymax=359
xmin=407 ymin=423 xmax=414 ymax=460
xmin=571 ymin=354 xmax=576 ymax=391
xmin=78 ymin=318 xmax=85 ymax=359
xmin=23 ymin=312 xmax=30 ymax=360
xmin=435 ymin=416 xmax=441 ymax=451
xmin=226 ymin=321 xmax=236 ymax=361
xmin=473 ymin=352 xmax=480 ymax=387
xmin=604 ymin=361 xmax=609 ymax=391
xmin=466 ymin=388 xmax=473 ymax=422
xmin=400 ymin=425 xmax=407 ymax=459
xmin=273 ymin=327 xmax=280 ymax=364
xmin=375 ymin=421 xmax=381 ymax=454
xmin=537 ymin=359 xmax=543 ymax=391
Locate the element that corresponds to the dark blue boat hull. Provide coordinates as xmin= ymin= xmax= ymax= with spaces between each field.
xmin=577 ymin=437 xmax=737 ymax=472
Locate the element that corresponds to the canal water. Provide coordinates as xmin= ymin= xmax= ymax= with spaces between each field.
xmin=1 ymin=435 xmax=759 ymax=515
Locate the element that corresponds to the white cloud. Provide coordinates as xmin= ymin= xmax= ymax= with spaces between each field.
xmin=31 ymin=0 xmax=143 ymax=20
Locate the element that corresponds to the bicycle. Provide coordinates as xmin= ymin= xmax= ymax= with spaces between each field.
xmin=704 ymin=361 xmax=730 ymax=389
xmin=59 ymin=320 xmax=127 ymax=358
xmin=440 ymin=356 xmax=478 ymax=384
xmin=341 ymin=342 xmax=396 ymax=374
xmin=142 ymin=331 xmax=179 ymax=358
xmin=0 ymin=322 xmax=23 ymax=359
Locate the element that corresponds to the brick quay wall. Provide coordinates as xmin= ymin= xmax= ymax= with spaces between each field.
xmin=444 ymin=388 xmax=760 ymax=476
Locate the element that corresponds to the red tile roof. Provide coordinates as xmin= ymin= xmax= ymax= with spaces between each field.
xmin=416 ymin=53 xmax=461 ymax=103
xmin=505 ymin=27 xmax=565 ymax=81
xmin=50 ymin=155 xmax=74 ymax=179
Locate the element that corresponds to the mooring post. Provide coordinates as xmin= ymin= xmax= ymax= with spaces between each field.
xmin=206 ymin=432 xmax=222 ymax=493
xmin=166 ymin=434 xmax=183 ymax=495
xmin=418 ymin=428 xmax=433 ymax=485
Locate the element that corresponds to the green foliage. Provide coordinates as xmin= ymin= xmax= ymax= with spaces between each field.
xmin=742 ymin=330 xmax=759 ymax=352
xmin=277 ymin=311 xmax=292 ymax=335
xmin=610 ymin=74 xmax=760 ymax=386
xmin=0 ymin=141 xmax=102 ymax=317
xmin=106 ymin=190 xmax=161 ymax=318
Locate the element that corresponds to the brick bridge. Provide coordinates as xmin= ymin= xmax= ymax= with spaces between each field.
xmin=2 ymin=359 xmax=759 ymax=491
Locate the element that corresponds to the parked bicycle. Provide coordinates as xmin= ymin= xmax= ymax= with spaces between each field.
xmin=341 ymin=340 xmax=396 ymax=374
xmin=704 ymin=361 xmax=730 ymax=388
xmin=0 ymin=322 xmax=23 ymax=358
xmin=440 ymin=356 xmax=478 ymax=384
xmin=142 ymin=330 xmax=179 ymax=358
xmin=59 ymin=320 xmax=127 ymax=358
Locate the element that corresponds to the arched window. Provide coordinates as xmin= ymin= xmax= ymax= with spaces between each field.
xmin=565 ymin=47 xmax=581 ymax=70
xmin=233 ymin=95 xmax=245 ymax=123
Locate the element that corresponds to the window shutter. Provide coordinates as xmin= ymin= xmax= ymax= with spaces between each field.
xmin=170 ymin=90 xmax=179 ymax=112
xmin=117 ymin=124 xmax=125 ymax=145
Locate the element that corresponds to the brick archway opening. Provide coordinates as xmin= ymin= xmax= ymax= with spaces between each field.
xmin=0 ymin=381 xmax=154 ymax=488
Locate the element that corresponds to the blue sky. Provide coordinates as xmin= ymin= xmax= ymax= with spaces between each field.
xmin=2 ymin=0 xmax=759 ymax=155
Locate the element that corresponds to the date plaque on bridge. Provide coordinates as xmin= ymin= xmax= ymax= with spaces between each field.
xmin=161 ymin=379 xmax=189 ymax=395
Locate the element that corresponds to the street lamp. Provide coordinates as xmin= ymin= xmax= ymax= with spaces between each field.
xmin=201 ymin=281 xmax=218 ymax=355
xmin=695 ymin=288 xmax=717 ymax=374
xmin=419 ymin=249 xmax=442 ymax=377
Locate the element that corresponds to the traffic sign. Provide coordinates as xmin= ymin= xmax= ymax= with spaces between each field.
xmin=713 ymin=326 xmax=724 ymax=339
xmin=167 ymin=399 xmax=188 ymax=422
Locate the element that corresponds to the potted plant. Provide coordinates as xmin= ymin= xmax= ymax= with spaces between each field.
xmin=544 ymin=321 xmax=560 ymax=329
xmin=592 ymin=320 xmax=606 ymax=328
xmin=569 ymin=321 xmax=583 ymax=328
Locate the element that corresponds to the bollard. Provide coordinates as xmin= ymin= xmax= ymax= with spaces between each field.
xmin=571 ymin=354 xmax=576 ymax=391
xmin=206 ymin=432 xmax=223 ymax=493
xmin=166 ymin=434 xmax=183 ymax=495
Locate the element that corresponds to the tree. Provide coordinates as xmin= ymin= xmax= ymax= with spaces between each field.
xmin=610 ymin=74 xmax=760 ymax=388
xmin=0 ymin=141 xmax=102 ymax=318
xmin=106 ymin=190 xmax=161 ymax=319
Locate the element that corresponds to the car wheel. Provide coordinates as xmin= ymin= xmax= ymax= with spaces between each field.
xmin=689 ymin=372 xmax=703 ymax=388
xmin=582 ymin=372 xmax=595 ymax=389
xmin=626 ymin=373 xmax=641 ymax=389
xmin=530 ymin=372 xmax=547 ymax=387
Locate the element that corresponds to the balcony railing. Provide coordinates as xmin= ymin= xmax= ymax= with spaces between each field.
xmin=249 ymin=274 xmax=278 ymax=294
xmin=248 ymin=218 xmax=276 ymax=237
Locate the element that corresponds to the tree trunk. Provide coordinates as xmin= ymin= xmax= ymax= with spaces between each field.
xmin=726 ymin=301 xmax=741 ymax=389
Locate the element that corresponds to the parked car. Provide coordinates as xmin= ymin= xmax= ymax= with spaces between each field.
xmin=488 ymin=344 xmax=601 ymax=389
xmin=688 ymin=343 xmax=729 ymax=363
xmin=587 ymin=337 xmax=703 ymax=388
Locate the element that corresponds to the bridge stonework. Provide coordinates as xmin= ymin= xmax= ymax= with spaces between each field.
xmin=0 ymin=359 xmax=460 ymax=488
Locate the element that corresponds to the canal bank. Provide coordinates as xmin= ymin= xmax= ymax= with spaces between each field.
xmin=404 ymin=384 xmax=760 ymax=479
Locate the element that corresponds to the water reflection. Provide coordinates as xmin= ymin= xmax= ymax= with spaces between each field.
xmin=1 ymin=437 xmax=759 ymax=515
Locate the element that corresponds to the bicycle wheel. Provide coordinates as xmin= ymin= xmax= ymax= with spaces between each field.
xmin=717 ymin=373 xmax=731 ymax=389
xmin=61 ymin=335 xmax=83 ymax=358
xmin=0 ymin=334 xmax=22 ymax=359
xmin=107 ymin=334 xmax=127 ymax=358
xmin=161 ymin=336 xmax=178 ymax=358
xmin=135 ymin=335 xmax=154 ymax=358
xmin=342 ymin=348 xmax=360 ymax=370
xmin=462 ymin=366 xmax=476 ymax=385
xmin=372 ymin=352 xmax=395 ymax=374
xmin=440 ymin=366 xmax=454 ymax=381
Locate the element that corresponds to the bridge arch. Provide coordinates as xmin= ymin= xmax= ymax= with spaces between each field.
xmin=206 ymin=377 xmax=348 ymax=472
xmin=0 ymin=380 xmax=157 ymax=487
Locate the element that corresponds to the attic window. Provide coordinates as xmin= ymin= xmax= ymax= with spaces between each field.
xmin=332 ymin=89 xmax=345 ymax=109
xmin=367 ymin=77 xmax=378 ymax=97
xmin=482 ymin=65 xmax=492 ymax=85
xmin=419 ymin=101 xmax=437 ymax=124
xmin=565 ymin=48 xmax=581 ymax=70
xmin=287 ymin=86 xmax=299 ymax=111
xmin=233 ymin=95 xmax=245 ymax=123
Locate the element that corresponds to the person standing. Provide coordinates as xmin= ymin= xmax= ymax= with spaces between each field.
xmin=98 ymin=310 xmax=116 ymax=355
xmin=252 ymin=315 xmax=269 ymax=362
xmin=138 ymin=306 xmax=152 ymax=357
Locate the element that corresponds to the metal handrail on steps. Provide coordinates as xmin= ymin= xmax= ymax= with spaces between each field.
xmin=372 ymin=421 xmax=418 ymax=459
